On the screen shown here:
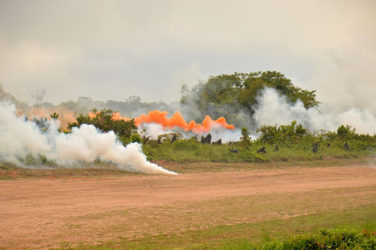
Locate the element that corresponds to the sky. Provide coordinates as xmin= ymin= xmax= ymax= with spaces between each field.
xmin=0 ymin=0 xmax=375 ymax=113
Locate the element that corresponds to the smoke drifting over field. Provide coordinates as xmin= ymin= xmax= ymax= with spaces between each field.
xmin=0 ymin=102 xmax=176 ymax=175
xmin=254 ymin=88 xmax=376 ymax=135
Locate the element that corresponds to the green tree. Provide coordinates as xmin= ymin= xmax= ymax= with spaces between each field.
xmin=240 ymin=127 xmax=251 ymax=145
xmin=181 ymin=71 xmax=319 ymax=125
xmin=336 ymin=125 xmax=357 ymax=140
xmin=68 ymin=109 xmax=137 ymax=144
xmin=257 ymin=121 xmax=309 ymax=144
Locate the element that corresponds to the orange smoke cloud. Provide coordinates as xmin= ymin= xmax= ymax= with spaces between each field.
xmin=20 ymin=108 xmax=235 ymax=133
xmin=89 ymin=110 xmax=234 ymax=133
xmin=134 ymin=110 xmax=234 ymax=133
xmin=19 ymin=107 xmax=76 ymax=130
xmin=88 ymin=111 xmax=131 ymax=121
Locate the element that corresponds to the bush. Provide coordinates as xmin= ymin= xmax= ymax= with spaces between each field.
xmin=68 ymin=109 xmax=138 ymax=145
xmin=223 ymin=228 xmax=376 ymax=249
xmin=277 ymin=229 xmax=376 ymax=249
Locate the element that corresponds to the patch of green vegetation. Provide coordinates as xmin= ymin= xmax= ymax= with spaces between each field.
xmin=162 ymin=157 xmax=372 ymax=174
xmin=1 ymin=157 xmax=370 ymax=178
xmin=222 ymin=228 xmax=376 ymax=249
xmin=59 ymin=206 xmax=376 ymax=249
xmin=181 ymin=71 xmax=319 ymax=122
xmin=0 ymin=163 xmax=140 ymax=179
xmin=67 ymin=108 xmax=139 ymax=145
xmin=142 ymin=121 xmax=376 ymax=163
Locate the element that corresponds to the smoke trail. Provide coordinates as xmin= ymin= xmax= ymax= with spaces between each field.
xmin=254 ymin=88 xmax=376 ymax=134
xmin=0 ymin=102 xmax=176 ymax=175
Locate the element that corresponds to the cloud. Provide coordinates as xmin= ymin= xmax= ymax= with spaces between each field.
xmin=0 ymin=0 xmax=375 ymax=115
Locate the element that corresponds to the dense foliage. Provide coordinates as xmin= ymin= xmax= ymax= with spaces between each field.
xmin=181 ymin=71 xmax=319 ymax=124
xmin=67 ymin=109 xmax=140 ymax=144
xmin=226 ymin=229 xmax=376 ymax=249
xmin=143 ymin=121 xmax=376 ymax=163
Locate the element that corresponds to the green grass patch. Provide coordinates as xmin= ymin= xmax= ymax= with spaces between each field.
xmin=0 ymin=157 xmax=372 ymax=178
xmin=0 ymin=162 xmax=141 ymax=179
xmin=143 ymin=139 xmax=375 ymax=164
xmin=59 ymin=206 xmax=376 ymax=249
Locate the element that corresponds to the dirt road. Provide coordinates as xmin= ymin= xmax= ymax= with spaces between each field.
xmin=1 ymin=164 xmax=376 ymax=249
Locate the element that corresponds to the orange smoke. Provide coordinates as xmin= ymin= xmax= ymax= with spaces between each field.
xmin=19 ymin=107 xmax=76 ymax=130
xmin=89 ymin=110 xmax=234 ymax=133
xmin=88 ymin=111 xmax=131 ymax=121
xmin=20 ymin=108 xmax=235 ymax=133
xmin=134 ymin=110 xmax=234 ymax=133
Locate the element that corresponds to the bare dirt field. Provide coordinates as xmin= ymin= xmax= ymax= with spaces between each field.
xmin=0 ymin=163 xmax=376 ymax=249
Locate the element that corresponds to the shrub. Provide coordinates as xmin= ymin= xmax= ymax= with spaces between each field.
xmin=68 ymin=109 xmax=138 ymax=145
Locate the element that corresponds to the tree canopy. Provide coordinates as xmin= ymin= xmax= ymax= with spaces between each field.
xmin=68 ymin=109 xmax=137 ymax=143
xmin=181 ymin=71 xmax=319 ymax=126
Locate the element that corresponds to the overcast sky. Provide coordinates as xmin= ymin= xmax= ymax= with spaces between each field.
xmin=0 ymin=0 xmax=375 ymax=112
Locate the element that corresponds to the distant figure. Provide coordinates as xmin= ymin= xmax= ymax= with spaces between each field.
xmin=273 ymin=145 xmax=279 ymax=152
xmin=206 ymin=133 xmax=212 ymax=144
xmin=171 ymin=134 xmax=177 ymax=143
xmin=230 ymin=148 xmax=238 ymax=153
xmin=213 ymin=139 xmax=222 ymax=145
xmin=312 ymin=143 xmax=319 ymax=153
xmin=344 ymin=142 xmax=350 ymax=150
xmin=200 ymin=136 xmax=205 ymax=143
xmin=201 ymin=133 xmax=212 ymax=144
xmin=257 ymin=146 xmax=266 ymax=154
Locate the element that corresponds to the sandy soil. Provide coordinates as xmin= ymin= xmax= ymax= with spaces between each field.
xmin=0 ymin=164 xmax=376 ymax=249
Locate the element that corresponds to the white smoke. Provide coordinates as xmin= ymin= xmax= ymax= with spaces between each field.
xmin=138 ymin=122 xmax=242 ymax=143
xmin=138 ymin=123 xmax=174 ymax=140
xmin=208 ymin=126 xmax=241 ymax=143
xmin=254 ymin=88 xmax=376 ymax=135
xmin=0 ymin=102 xmax=176 ymax=175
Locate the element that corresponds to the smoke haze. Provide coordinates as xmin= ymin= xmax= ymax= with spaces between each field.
xmin=0 ymin=0 xmax=375 ymax=113
xmin=0 ymin=0 xmax=375 ymax=147
xmin=254 ymin=88 xmax=376 ymax=135
xmin=0 ymin=102 xmax=176 ymax=175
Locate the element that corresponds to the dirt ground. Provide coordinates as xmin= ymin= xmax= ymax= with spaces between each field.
xmin=1 ymin=164 xmax=376 ymax=249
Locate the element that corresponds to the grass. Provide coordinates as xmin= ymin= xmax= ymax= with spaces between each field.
xmin=59 ymin=206 xmax=376 ymax=249
xmin=221 ymin=228 xmax=376 ymax=249
xmin=0 ymin=156 xmax=372 ymax=178
xmin=159 ymin=156 xmax=373 ymax=174
xmin=50 ymin=184 xmax=376 ymax=249
xmin=0 ymin=161 xmax=141 ymax=179
xmin=2 ymin=157 xmax=374 ymax=249
xmin=143 ymin=139 xmax=375 ymax=163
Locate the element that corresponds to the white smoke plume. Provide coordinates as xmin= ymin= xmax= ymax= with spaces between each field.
xmin=254 ymin=88 xmax=376 ymax=135
xmin=207 ymin=126 xmax=242 ymax=143
xmin=138 ymin=122 xmax=242 ymax=143
xmin=0 ymin=102 xmax=177 ymax=175
xmin=138 ymin=123 xmax=174 ymax=140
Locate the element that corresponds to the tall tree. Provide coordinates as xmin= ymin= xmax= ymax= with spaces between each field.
xmin=181 ymin=71 xmax=319 ymax=126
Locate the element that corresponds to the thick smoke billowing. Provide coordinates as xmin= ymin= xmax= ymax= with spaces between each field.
xmin=0 ymin=102 xmax=176 ymax=175
xmin=254 ymin=88 xmax=376 ymax=135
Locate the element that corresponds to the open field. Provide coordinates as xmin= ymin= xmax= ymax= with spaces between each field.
xmin=0 ymin=160 xmax=376 ymax=249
